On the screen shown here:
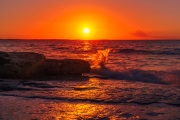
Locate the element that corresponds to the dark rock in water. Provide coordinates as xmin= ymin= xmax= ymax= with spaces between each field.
xmin=0 ymin=81 xmax=18 ymax=91
xmin=0 ymin=83 xmax=16 ymax=91
xmin=0 ymin=52 xmax=46 ymax=78
xmin=0 ymin=52 xmax=90 ymax=78
xmin=37 ymin=59 xmax=90 ymax=76
xmin=0 ymin=52 xmax=10 ymax=65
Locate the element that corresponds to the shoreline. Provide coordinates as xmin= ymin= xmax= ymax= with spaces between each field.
xmin=1 ymin=78 xmax=180 ymax=120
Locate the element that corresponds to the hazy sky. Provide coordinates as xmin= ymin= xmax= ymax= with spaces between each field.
xmin=0 ymin=0 xmax=180 ymax=39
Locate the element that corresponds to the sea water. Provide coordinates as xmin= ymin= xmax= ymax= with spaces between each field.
xmin=0 ymin=40 xmax=180 ymax=119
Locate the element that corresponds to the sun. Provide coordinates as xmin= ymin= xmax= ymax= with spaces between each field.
xmin=83 ymin=28 xmax=90 ymax=34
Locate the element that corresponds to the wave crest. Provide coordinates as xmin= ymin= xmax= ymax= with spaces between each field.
xmin=91 ymin=49 xmax=111 ymax=69
xmin=90 ymin=49 xmax=180 ymax=86
xmin=112 ymin=48 xmax=180 ymax=55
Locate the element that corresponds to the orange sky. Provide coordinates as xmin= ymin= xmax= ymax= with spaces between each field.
xmin=0 ymin=0 xmax=180 ymax=40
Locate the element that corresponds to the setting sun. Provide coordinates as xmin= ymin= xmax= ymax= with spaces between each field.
xmin=0 ymin=1 xmax=180 ymax=119
xmin=83 ymin=28 xmax=90 ymax=35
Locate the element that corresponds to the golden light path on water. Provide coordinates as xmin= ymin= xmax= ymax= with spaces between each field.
xmin=0 ymin=78 xmax=180 ymax=119
xmin=0 ymin=41 xmax=180 ymax=119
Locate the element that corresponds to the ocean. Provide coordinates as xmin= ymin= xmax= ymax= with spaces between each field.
xmin=0 ymin=40 xmax=180 ymax=119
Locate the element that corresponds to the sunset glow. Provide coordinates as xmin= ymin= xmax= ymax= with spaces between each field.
xmin=0 ymin=1 xmax=180 ymax=119
xmin=0 ymin=0 xmax=180 ymax=40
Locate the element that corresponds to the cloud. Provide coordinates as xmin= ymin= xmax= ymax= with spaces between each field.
xmin=132 ymin=30 xmax=149 ymax=38
xmin=131 ymin=30 xmax=180 ymax=39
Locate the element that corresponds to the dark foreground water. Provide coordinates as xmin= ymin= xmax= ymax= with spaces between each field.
xmin=0 ymin=40 xmax=180 ymax=119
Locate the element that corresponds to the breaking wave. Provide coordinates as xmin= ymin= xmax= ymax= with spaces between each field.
xmin=90 ymin=49 xmax=180 ymax=85
xmin=91 ymin=64 xmax=164 ymax=84
xmin=90 ymin=48 xmax=111 ymax=69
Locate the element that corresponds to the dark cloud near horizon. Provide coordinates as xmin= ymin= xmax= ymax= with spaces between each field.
xmin=132 ymin=30 xmax=149 ymax=38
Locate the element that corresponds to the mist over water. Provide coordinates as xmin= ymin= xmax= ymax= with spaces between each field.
xmin=0 ymin=40 xmax=179 ymax=85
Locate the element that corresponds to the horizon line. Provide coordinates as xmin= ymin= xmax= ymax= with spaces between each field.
xmin=0 ymin=38 xmax=180 ymax=41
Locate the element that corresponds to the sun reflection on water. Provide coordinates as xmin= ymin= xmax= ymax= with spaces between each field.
xmin=37 ymin=101 xmax=140 ymax=120
xmin=82 ymin=41 xmax=92 ymax=52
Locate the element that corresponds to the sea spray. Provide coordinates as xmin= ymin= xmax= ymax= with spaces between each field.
xmin=90 ymin=48 xmax=111 ymax=69
xmin=90 ymin=49 xmax=164 ymax=84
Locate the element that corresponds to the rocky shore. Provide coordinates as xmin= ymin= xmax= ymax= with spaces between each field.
xmin=0 ymin=52 xmax=90 ymax=79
